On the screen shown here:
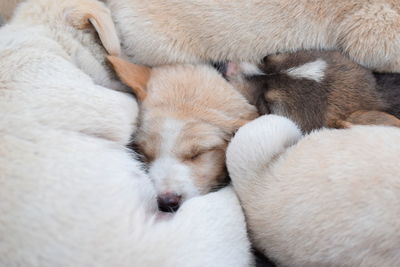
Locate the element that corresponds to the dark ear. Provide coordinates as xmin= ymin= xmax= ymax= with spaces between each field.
xmin=67 ymin=1 xmax=121 ymax=56
xmin=340 ymin=110 xmax=400 ymax=128
xmin=107 ymin=56 xmax=151 ymax=101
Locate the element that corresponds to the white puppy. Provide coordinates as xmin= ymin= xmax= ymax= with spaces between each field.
xmin=106 ymin=0 xmax=400 ymax=72
xmin=227 ymin=115 xmax=400 ymax=267
xmin=0 ymin=0 xmax=253 ymax=266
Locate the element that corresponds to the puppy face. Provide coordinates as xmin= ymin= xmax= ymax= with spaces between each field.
xmin=108 ymin=57 xmax=258 ymax=211
xmin=136 ymin=117 xmax=228 ymax=203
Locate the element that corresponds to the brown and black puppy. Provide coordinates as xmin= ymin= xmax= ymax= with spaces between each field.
xmin=225 ymin=51 xmax=400 ymax=133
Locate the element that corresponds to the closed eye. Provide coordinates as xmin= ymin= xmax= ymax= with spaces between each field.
xmin=183 ymin=145 xmax=225 ymax=162
xmin=184 ymin=150 xmax=207 ymax=161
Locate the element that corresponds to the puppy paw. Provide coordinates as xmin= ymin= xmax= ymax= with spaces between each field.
xmin=227 ymin=115 xmax=302 ymax=177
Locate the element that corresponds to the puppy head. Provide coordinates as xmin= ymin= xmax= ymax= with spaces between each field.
xmin=222 ymin=60 xmax=274 ymax=115
xmin=108 ymin=57 xmax=258 ymax=211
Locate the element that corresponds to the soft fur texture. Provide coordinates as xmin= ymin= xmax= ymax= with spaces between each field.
xmin=0 ymin=1 xmax=253 ymax=266
xmin=224 ymin=50 xmax=400 ymax=133
xmin=108 ymin=56 xmax=258 ymax=208
xmin=375 ymin=72 xmax=400 ymax=117
xmin=0 ymin=0 xmax=22 ymax=22
xmin=106 ymin=0 xmax=400 ymax=72
xmin=227 ymin=115 xmax=400 ymax=267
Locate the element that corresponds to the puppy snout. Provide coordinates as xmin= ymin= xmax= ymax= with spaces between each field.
xmin=157 ymin=193 xmax=182 ymax=212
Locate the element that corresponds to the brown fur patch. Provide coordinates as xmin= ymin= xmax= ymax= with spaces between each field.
xmin=228 ymin=50 xmax=393 ymax=132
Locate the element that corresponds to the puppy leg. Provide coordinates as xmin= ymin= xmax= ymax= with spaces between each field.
xmin=226 ymin=115 xmax=302 ymax=196
xmin=337 ymin=2 xmax=400 ymax=72
xmin=339 ymin=110 xmax=400 ymax=128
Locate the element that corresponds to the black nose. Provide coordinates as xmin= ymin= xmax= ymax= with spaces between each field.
xmin=157 ymin=193 xmax=182 ymax=212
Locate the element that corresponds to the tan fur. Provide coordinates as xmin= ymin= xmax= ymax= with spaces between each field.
xmin=107 ymin=0 xmax=400 ymax=72
xmin=1 ymin=0 xmax=119 ymax=55
xmin=342 ymin=110 xmax=400 ymax=127
xmin=110 ymin=58 xmax=257 ymax=199
xmin=0 ymin=0 xmax=22 ymax=22
xmin=70 ymin=2 xmax=121 ymax=56
xmin=108 ymin=56 xmax=150 ymax=100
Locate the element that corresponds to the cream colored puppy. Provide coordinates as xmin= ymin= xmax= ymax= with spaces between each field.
xmin=106 ymin=0 xmax=400 ymax=72
xmin=108 ymin=56 xmax=258 ymax=211
xmin=0 ymin=1 xmax=253 ymax=266
xmin=227 ymin=115 xmax=400 ymax=267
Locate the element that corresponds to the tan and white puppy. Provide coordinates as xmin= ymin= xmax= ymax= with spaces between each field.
xmin=0 ymin=1 xmax=253 ymax=266
xmin=108 ymin=57 xmax=258 ymax=211
xmin=227 ymin=115 xmax=400 ymax=267
xmin=106 ymin=0 xmax=400 ymax=72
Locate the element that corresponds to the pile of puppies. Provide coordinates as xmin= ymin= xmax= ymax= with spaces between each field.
xmin=1 ymin=0 xmax=400 ymax=266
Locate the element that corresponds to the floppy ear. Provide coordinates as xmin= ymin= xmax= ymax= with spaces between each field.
xmin=339 ymin=110 xmax=400 ymax=128
xmin=67 ymin=1 xmax=121 ymax=56
xmin=201 ymin=109 xmax=258 ymax=135
xmin=107 ymin=56 xmax=151 ymax=101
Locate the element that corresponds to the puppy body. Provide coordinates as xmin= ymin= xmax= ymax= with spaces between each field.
xmin=226 ymin=50 xmax=400 ymax=132
xmin=227 ymin=115 xmax=400 ymax=267
xmin=0 ymin=1 xmax=253 ymax=266
xmin=106 ymin=0 xmax=400 ymax=72
xmin=108 ymin=57 xmax=258 ymax=208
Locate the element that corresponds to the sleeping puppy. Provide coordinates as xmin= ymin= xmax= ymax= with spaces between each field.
xmin=105 ymin=0 xmax=400 ymax=72
xmin=224 ymin=50 xmax=400 ymax=133
xmin=226 ymin=115 xmax=400 ymax=267
xmin=108 ymin=57 xmax=258 ymax=211
xmin=0 ymin=1 xmax=253 ymax=266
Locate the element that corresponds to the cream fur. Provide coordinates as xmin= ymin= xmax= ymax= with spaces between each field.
xmin=106 ymin=0 xmax=400 ymax=72
xmin=227 ymin=115 xmax=400 ymax=267
xmin=0 ymin=0 xmax=22 ymax=23
xmin=0 ymin=0 xmax=253 ymax=266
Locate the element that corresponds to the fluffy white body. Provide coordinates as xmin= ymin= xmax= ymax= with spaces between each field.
xmin=227 ymin=115 xmax=400 ymax=267
xmin=0 ymin=1 xmax=253 ymax=266
xmin=106 ymin=0 xmax=400 ymax=72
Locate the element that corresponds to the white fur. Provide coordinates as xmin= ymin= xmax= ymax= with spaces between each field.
xmin=149 ymin=119 xmax=199 ymax=199
xmin=239 ymin=62 xmax=264 ymax=76
xmin=227 ymin=115 xmax=400 ymax=267
xmin=285 ymin=59 xmax=327 ymax=82
xmin=0 ymin=1 xmax=253 ymax=266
